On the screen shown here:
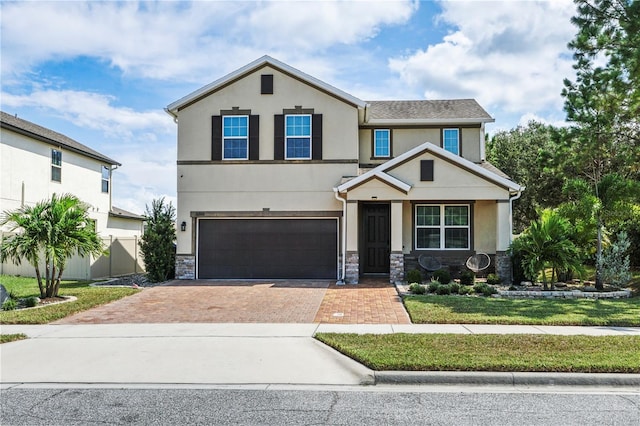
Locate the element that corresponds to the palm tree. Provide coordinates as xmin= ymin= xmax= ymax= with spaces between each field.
xmin=510 ymin=209 xmax=584 ymax=290
xmin=1 ymin=194 xmax=105 ymax=298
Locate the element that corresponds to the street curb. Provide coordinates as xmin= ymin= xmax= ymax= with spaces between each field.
xmin=311 ymin=339 xmax=376 ymax=385
xmin=374 ymin=371 xmax=640 ymax=387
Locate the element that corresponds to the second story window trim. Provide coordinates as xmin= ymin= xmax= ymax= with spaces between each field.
xmin=443 ymin=128 xmax=460 ymax=156
xmin=373 ymin=129 xmax=391 ymax=158
xmin=222 ymin=115 xmax=249 ymax=160
xmin=285 ymin=114 xmax=312 ymax=160
xmin=51 ymin=148 xmax=62 ymax=182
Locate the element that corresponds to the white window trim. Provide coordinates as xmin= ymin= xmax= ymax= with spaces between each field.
xmin=285 ymin=114 xmax=312 ymax=160
xmin=373 ymin=129 xmax=391 ymax=158
xmin=51 ymin=149 xmax=62 ymax=183
xmin=443 ymin=128 xmax=460 ymax=156
xmin=415 ymin=204 xmax=470 ymax=250
xmin=101 ymin=165 xmax=110 ymax=193
xmin=222 ymin=115 xmax=249 ymax=160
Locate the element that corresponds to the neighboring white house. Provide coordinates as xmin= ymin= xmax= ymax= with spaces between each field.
xmin=0 ymin=111 xmax=145 ymax=279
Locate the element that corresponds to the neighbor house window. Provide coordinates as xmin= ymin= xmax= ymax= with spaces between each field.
xmin=101 ymin=166 xmax=110 ymax=193
xmin=285 ymin=114 xmax=311 ymax=159
xmin=443 ymin=128 xmax=460 ymax=155
xmin=222 ymin=115 xmax=249 ymax=159
xmin=415 ymin=204 xmax=469 ymax=249
xmin=51 ymin=149 xmax=62 ymax=182
xmin=373 ymin=129 xmax=391 ymax=158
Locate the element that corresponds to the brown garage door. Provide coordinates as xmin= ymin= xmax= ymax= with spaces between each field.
xmin=197 ymin=218 xmax=338 ymax=279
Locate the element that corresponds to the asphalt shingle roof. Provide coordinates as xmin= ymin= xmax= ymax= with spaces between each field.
xmin=366 ymin=99 xmax=493 ymax=121
xmin=0 ymin=111 xmax=120 ymax=166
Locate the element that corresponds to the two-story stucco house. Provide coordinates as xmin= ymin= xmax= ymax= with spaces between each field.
xmin=167 ymin=56 xmax=523 ymax=284
xmin=0 ymin=111 xmax=145 ymax=279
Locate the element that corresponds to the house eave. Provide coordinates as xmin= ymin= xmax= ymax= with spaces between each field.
xmin=363 ymin=117 xmax=495 ymax=126
xmin=166 ymin=55 xmax=367 ymax=114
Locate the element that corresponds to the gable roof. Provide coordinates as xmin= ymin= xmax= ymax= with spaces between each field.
xmin=0 ymin=111 xmax=120 ymax=166
xmin=365 ymin=100 xmax=494 ymax=125
xmin=166 ymin=55 xmax=367 ymax=116
xmin=336 ymin=142 xmax=522 ymax=194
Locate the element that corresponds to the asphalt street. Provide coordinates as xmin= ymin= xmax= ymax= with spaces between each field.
xmin=2 ymin=385 xmax=639 ymax=425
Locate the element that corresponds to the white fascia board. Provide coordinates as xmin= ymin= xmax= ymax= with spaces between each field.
xmin=364 ymin=117 xmax=495 ymax=125
xmin=166 ymin=55 xmax=366 ymax=114
xmin=375 ymin=171 xmax=412 ymax=193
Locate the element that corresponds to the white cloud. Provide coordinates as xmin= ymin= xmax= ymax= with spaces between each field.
xmin=388 ymin=0 xmax=577 ymax=116
xmin=1 ymin=0 xmax=417 ymax=84
xmin=0 ymin=90 xmax=173 ymax=139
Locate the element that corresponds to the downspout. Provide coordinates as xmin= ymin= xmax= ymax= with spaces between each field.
xmin=509 ymin=187 xmax=524 ymax=243
xmin=109 ymin=165 xmax=119 ymax=213
xmin=333 ymin=188 xmax=347 ymax=285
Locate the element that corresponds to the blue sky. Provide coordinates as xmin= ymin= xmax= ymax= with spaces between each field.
xmin=0 ymin=0 xmax=578 ymax=214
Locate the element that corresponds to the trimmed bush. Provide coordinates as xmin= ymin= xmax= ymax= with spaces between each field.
xmin=409 ymin=283 xmax=426 ymax=295
xmin=449 ymin=282 xmax=460 ymax=294
xmin=2 ymin=299 xmax=17 ymax=311
xmin=486 ymin=273 xmax=502 ymax=285
xmin=406 ymin=269 xmax=423 ymax=284
xmin=436 ymin=285 xmax=451 ymax=295
xmin=428 ymin=280 xmax=441 ymax=293
xmin=432 ymin=268 xmax=451 ymax=284
xmin=458 ymin=286 xmax=473 ymax=295
xmin=25 ymin=297 xmax=38 ymax=308
xmin=483 ymin=285 xmax=498 ymax=297
xmin=460 ymin=270 xmax=475 ymax=286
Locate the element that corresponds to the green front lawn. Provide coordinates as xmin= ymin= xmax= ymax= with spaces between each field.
xmin=316 ymin=333 xmax=640 ymax=373
xmin=404 ymin=295 xmax=640 ymax=326
xmin=0 ymin=275 xmax=139 ymax=324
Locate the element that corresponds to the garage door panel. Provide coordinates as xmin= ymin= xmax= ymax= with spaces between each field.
xmin=198 ymin=219 xmax=337 ymax=279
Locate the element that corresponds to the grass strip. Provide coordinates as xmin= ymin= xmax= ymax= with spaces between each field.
xmin=0 ymin=275 xmax=138 ymax=324
xmin=315 ymin=333 xmax=640 ymax=373
xmin=404 ymin=295 xmax=640 ymax=326
xmin=0 ymin=333 xmax=27 ymax=344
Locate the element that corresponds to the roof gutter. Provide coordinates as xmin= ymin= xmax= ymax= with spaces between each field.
xmin=164 ymin=107 xmax=178 ymax=124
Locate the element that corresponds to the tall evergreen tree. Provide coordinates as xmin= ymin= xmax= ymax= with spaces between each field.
xmin=561 ymin=0 xmax=640 ymax=288
xmin=139 ymin=198 xmax=176 ymax=283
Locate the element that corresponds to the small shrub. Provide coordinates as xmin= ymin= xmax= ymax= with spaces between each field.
xmin=432 ymin=268 xmax=451 ymax=284
xmin=428 ymin=280 xmax=441 ymax=293
xmin=25 ymin=296 xmax=39 ymax=308
xmin=460 ymin=270 xmax=475 ymax=286
xmin=406 ymin=269 xmax=423 ymax=284
xmin=486 ymin=273 xmax=502 ymax=285
xmin=2 ymin=299 xmax=17 ymax=311
xmin=449 ymin=282 xmax=460 ymax=294
xmin=458 ymin=286 xmax=473 ymax=295
xmin=474 ymin=282 xmax=487 ymax=294
xmin=436 ymin=285 xmax=451 ymax=295
xmin=409 ymin=283 xmax=425 ymax=295
xmin=482 ymin=285 xmax=498 ymax=297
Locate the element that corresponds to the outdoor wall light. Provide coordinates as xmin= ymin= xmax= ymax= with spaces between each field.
xmin=180 ymin=221 xmax=187 ymax=232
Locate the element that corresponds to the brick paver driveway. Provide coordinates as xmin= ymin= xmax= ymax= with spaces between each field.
xmin=55 ymin=278 xmax=410 ymax=324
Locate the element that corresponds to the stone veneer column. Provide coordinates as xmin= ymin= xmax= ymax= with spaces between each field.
xmin=175 ymin=254 xmax=195 ymax=280
xmin=495 ymin=251 xmax=512 ymax=285
xmin=345 ymin=251 xmax=359 ymax=284
xmin=389 ymin=252 xmax=404 ymax=284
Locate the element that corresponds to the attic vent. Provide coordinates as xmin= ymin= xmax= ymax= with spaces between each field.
xmin=420 ymin=160 xmax=434 ymax=181
xmin=261 ymin=74 xmax=273 ymax=94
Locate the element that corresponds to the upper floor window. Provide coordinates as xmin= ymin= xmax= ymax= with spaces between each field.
xmin=285 ymin=114 xmax=311 ymax=159
xmin=223 ymin=115 xmax=249 ymax=160
xmin=51 ymin=149 xmax=62 ymax=182
xmin=415 ymin=204 xmax=469 ymax=250
xmin=101 ymin=166 xmax=110 ymax=193
xmin=443 ymin=128 xmax=460 ymax=155
xmin=373 ymin=129 xmax=391 ymax=158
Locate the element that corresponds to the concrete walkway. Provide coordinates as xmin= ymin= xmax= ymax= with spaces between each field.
xmin=2 ymin=323 xmax=639 ymax=388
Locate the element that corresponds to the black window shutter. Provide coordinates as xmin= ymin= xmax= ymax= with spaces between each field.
xmin=249 ymin=115 xmax=259 ymax=160
xmin=261 ymin=74 xmax=273 ymax=94
xmin=312 ymin=114 xmax=322 ymax=160
xmin=211 ymin=115 xmax=222 ymax=161
xmin=274 ymin=114 xmax=284 ymax=160
xmin=420 ymin=160 xmax=434 ymax=181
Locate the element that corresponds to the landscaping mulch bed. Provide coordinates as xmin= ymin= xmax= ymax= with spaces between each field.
xmin=92 ymin=274 xmax=169 ymax=288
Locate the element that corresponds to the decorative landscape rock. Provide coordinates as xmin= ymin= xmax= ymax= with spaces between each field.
xmin=0 ymin=284 xmax=9 ymax=304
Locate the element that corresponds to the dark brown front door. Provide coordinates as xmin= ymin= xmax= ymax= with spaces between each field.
xmin=362 ymin=203 xmax=390 ymax=274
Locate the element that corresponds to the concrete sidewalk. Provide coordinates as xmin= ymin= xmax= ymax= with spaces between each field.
xmin=2 ymin=323 xmax=639 ymax=388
